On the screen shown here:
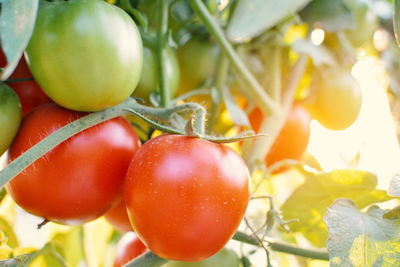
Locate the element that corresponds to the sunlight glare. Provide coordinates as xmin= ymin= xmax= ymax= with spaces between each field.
xmin=311 ymin=28 xmax=325 ymax=46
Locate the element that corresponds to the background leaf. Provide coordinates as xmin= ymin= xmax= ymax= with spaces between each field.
xmin=0 ymin=0 xmax=39 ymax=80
xmin=281 ymin=169 xmax=392 ymax=247
xmin=388 ymin=173 xmax=400 ymax=196
xmin=394 ymin=0 xmax=400 ymax=46
xmin=226 ymin=0 xmax=312 ymax=42
xmin=222 ymin=86 xmax=249 ymax=126
xmin=324 ymin=198 xmax=400 ymax=266
xmin=292 ymin=39 xmax=336 ymax=66
xmin=299 ymin=0 xmax=354 ymax=32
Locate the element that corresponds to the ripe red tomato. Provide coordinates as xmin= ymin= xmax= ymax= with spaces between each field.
xmin=124 ymin=134 xmax=250 ymax=261
xmin=104 ymin=197 xmax=133 ymax=232
xmin=249 ymin=104 xmax=311 ymax=171
xmin=6 ymin=103 xmax=141 ymax=225
xmin=114 ymin=232 xmax=148 ymax=267
xmin=0 ymin=50 xmax=50 ymax=115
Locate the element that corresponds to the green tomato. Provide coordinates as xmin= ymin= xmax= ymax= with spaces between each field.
xmin=0 ymin=84 xmax=22 ymax=156
xmin=313 ymin=70 xmax=362 ymax=131
xmin=133 ymin=45 xmax=180 ymax=101
xmin=164 ymin=248 xmax=240 ymax=267
xmin=177 ymin=37 xmax=219 ymax=94
xmin=344 ymin=0 xmax=377 ymax=47
xmin=26 ymin=0 xmax=142 ymax=112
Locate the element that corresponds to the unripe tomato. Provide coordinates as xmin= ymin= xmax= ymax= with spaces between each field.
xmin=104 ymin=197 xmax=133 ymax=232
xmin=312 ymin=70 xmax=362 ymax=130
xmin=133 ymin=45 xmax=180 ymax=102
xmin=114 ymin=232 xmax=148 ymax=267
xmin=0 ymin=84 xmax=22 ymax=156
xmin=164 ymin=248 xmax=240 ymax=267
xmin=7 ymin=103 xmax=141 ymax=225
xmin=344 ymin=0 xmax=377 ymax=47
xmin=26 ymin=0 xmax=143 ymax=112
xmin=249 ymin=104 xmax=311 ymax=171
xmin=0 ymin=50 xmax=50 ymax=116
xmin=177 ymin=38 xmax=219 ymax=94
xmin=125 ymin=134 xmax=250 ymax=261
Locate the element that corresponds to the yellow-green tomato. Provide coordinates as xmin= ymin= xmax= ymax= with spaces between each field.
xmin=314 ymin=71 xmax=362 ymax=130
xmin=177 ymin=37 xmax=219 ymax=94
xmin=0 ymin=84 xmax=22 ymax=156
xmin=133 ymin=45 xmax=180 ymax=101
xmin=164 ymin=248 xmax=240 ymax=267
xmin=26 ymin=0 xmax=142 ymax=112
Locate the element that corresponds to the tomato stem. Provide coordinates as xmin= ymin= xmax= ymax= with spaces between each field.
xmin=156 ymin=0 xmax=171 ymax=108
xmin=188 ymin=0 xmax=280 ymax=115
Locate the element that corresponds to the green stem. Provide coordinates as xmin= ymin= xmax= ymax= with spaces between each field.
xmin=188 ymin=0 xmax=279 ymax=115
xmin=267 ymin=45 xmax=282 ymax=103
xmin=124 ymin=251 xmax=167 ymax=267
xmin=157 ymin=0 xmax=170 ymax=107
xmin=232 ymin=232 xmax=329 ymax=261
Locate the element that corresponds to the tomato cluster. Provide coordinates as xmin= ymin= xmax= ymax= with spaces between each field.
xmin=0 ymin=0 xmax=251 ymax=264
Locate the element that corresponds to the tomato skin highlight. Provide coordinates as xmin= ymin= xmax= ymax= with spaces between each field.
xmin=124 ymin=134 xmax=250 ymax=261
xmin=104 ymin=197 xmax=133 ymax=232
xmin=7 ymin=103 xmax=141 ymax=225
xmin=26 ymin=0 xmax=143 ymax=112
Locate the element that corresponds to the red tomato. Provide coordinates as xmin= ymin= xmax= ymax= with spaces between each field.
xmin=6 ymin=103 xmax=141 ymax=225
xmin=0 ymin=50 xmax=50 ymax=115
xmin=104 ymin=197 xmax=133 ymax=232
xmin=124 ymin=134 xmax=250 ymax=261
xmin=114 ymin=232 xmax=148 ymax=267
xmin=249 ymin=104 xmax=311 ymax=171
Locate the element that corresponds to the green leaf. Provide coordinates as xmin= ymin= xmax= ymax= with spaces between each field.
xmin=324 ymin=198 xmax=400 ymax=266
xmin=299 ymin=0 xmax=354 ymax=32
xmin=38 ymin=243 xmax=66 ymax=267
xmin=281 ymin=169 xmax=393 ymax=247
xmin=51 ymin=227 xmax=85 ymax=267
xmin=226 ymin=0 xmax=312 ymax=42
xmin=388 ymin=173 xmax=400 ymax=197
xmin=0 ymin=254 xmax=33 ymax=267
xmin=0 ymin=0 xmax=39 ymax=80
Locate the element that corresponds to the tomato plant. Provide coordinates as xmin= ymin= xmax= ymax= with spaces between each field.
xmin=0 ymin=50 xmax=50 ymax=116
xmin=124 ymin=134 xmax=250 ymax=261
xmin=6 ymin=103 xmax=141 ymax=225
xmin=311 ymin=70 xmax=362 ymax=131
xmin=104 ymin=197 xmax=133 ymax=232
xmin=177 ymin=37 xmax=219 ymax=94
xmin=25 ymin=0 xmax=143 ymax=112
xmin=133 ymin=45 xmax=180 ymax=102
xmin=114 ymin=232 xmax=148 ymax=267
xmin=0 ymin=84 xmax=21 ymax=156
